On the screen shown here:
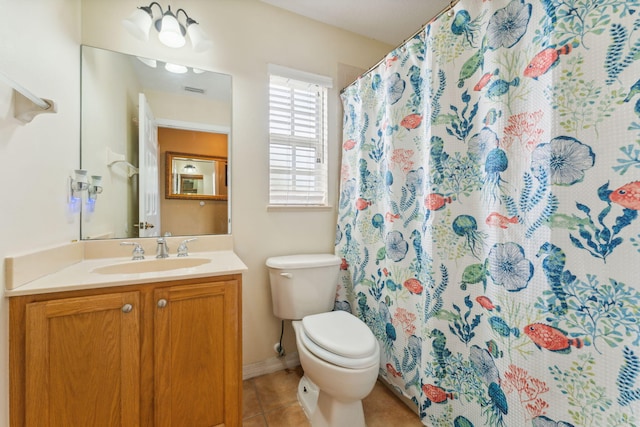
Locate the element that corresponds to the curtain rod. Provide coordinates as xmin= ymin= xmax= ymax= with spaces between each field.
xmin=340 ymin=0 xmax=461 ymax=94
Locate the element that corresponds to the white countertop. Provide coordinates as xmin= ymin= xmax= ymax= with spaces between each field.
xmin=5 ymin=250 xmax=248 ymax=297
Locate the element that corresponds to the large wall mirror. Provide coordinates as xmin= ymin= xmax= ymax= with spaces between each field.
xmin=80 ymin=45 xmax=232 ymax=240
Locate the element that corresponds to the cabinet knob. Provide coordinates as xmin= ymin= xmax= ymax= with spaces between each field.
xmin=157 ymin=299 xmax=168 ymax=308
xmin=122 ymin=304 xmax=133 ymax=313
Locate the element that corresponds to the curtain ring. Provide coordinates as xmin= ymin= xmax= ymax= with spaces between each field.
xmin=447 ymin=1 xmax=455 ymax=17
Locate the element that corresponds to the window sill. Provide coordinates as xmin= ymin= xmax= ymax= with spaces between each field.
xmin=267 ymin=205 xmax=334 ymax=212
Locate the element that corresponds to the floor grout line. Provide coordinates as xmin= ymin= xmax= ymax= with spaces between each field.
xmin=250 ymin=378 xmax=265 ymax=416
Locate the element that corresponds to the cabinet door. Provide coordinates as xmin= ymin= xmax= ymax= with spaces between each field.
xmin=154 ymin=279 xmax=240 ymax=427
xmin=25 ymin=292 xmax=141 ymax=427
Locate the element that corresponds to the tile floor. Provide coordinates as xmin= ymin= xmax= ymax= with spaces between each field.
xmin=243 ymin=366 xmax=424 ymax=426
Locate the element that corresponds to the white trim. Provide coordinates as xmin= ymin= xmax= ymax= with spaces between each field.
xmin=242 ymin=352 xmax=301 ymax=380
xmin=267 ymin=205 xmax=333 ymax=212
xmin=155 ymin=118 xmax=231 ymax=135
xmin=268 ymin=64 xmax=333 ymax=88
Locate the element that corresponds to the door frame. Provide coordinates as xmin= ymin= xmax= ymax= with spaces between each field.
xmin=156 ymin=118 xmax=232 ymax=234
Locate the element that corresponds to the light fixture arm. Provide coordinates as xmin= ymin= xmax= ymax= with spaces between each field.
xmin=144 ymin=1 xmax=164 ymax=16
xmin=175 ymin=8 xmax=191 ymax=23
xmin=134 ymin=1 xmax=163 ymax=21
xmin=175 ymin=8 xmax=199 ymax=27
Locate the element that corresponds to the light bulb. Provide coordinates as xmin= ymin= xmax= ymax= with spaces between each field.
xmin=186 ymin=21 xmax=213 ymax=52
xmin=158 ymin=7 xmax=186 ymax=48
xmin=122 ymin=7 xmax=153 ymax=41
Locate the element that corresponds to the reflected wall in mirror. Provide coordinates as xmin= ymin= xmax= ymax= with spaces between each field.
xmin=80 ymin=45 xmax=232 ymax=240
xmin=166 ymin=151 xmax=228 ymax=200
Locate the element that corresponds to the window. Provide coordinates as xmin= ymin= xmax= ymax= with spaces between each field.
xmin=268 ymin=64 xmax=332 ymax=206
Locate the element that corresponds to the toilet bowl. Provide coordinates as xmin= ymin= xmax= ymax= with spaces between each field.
xmin=293 ymin=311 xmax=380 ymax=427
xmin=266 ymin=254 xmax=381 ymax=427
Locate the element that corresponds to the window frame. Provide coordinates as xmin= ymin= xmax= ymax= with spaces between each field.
xmin=268 ymin=64 xmax=332 ymax=208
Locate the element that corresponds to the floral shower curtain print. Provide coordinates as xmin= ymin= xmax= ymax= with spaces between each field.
xmin=336 ymin=0 xmax=640 ymax=426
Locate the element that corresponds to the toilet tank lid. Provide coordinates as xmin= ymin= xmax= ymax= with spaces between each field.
xmin=266 ymin=254 xmax=341 ymax=269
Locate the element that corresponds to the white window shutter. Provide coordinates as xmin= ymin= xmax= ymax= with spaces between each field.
xmin=268 ymin=67 xmax=331 ymax=206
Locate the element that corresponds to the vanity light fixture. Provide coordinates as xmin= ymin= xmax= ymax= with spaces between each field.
xmin=122 ymin=2 xmax=213 ymax=52
xmin=183 ymin=164 xmax=197 ymax=173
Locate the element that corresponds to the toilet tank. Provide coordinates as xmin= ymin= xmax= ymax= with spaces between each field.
xmin=266 ymin=254 xmax=341 ymax=320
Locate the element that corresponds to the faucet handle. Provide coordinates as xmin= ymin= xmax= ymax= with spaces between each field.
xmin=177 ymin=238 xmax=197 ymax=257
xmin=120 ymin=242 xmax=145 ymax=260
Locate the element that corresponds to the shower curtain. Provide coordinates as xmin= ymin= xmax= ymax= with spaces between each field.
xmin=336 ymin=0 xmax=640 ymax=425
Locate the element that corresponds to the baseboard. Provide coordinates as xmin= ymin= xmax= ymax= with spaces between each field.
xmin=242 ymin=351 xmax=301 ymax=380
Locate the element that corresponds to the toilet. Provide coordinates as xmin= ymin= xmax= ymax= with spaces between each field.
xmin=266 ymin=254 xmax=380 ymax=427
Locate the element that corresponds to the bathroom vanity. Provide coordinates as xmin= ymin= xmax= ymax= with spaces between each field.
xmin=6 ymin=237 xmax=246 ymax=427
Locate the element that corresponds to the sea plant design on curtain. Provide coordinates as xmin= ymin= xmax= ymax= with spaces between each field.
xmin=336 ymin=0 xmax=640 ymax=425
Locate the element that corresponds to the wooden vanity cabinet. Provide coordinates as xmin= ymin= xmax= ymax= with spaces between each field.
xmin=9 ymin=274 xmax=242 ymax=427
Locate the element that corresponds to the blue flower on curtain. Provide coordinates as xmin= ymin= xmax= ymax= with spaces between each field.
xmin=487 ymin=242 xmax=534 ymax=291
xmin=386 ymin=230 xmax=409 ymax=262
xmin=531 ymin=136 xmax=595 ymax=186
xmin=468 ymin=127 xmax=499 ymax=160
xmin=485 ymin=0 xmax=532 ymax=50
xmin=406 ymin=167 xmax=425 ymax=194
xmin=386 ymin=73 xmax=406 ymax=105
xmin=469 ymin=345 xmax=501 ymax=385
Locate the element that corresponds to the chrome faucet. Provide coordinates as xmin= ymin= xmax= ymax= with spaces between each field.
xmin=177 ymin=238 xmax=197 ymax=257
xmin=156 ymin=238 xmax=169 ymax=259
xmin=121 ymin=242 xmax=145 ymax=260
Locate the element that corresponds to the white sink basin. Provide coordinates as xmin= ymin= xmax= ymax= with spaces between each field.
xmin=92 ymin=257 xmax=211 ymax=275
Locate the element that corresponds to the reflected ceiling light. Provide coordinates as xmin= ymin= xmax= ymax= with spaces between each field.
xmin=136 ymin=56 xmax=157 ymax=68
xmin=165 ymin=62 xmax=188 ymax=74
xmin=137 ymin=58 xmax=201 ymax=75
xmin=122 ymin=2 xmax=212 ymax=52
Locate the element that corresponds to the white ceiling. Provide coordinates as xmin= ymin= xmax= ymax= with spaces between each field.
xmin=260 ymin=0 xmax=452 ymax=46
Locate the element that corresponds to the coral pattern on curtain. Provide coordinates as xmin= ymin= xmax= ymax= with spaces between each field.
xmin=336 ymin=0 xmax=640 ymax=425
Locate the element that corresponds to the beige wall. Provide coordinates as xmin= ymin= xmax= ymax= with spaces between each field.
xmin=0 ymin=0 xmax=82 ymax=424
xmin=0 ymin=0 xmax=391 ymax=422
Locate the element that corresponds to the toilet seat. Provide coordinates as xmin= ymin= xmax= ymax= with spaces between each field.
xmin=300 ymin=311 xmax=379 ymax=369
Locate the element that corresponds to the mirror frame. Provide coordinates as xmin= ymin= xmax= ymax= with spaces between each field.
xmin=165 ymin=151 xmax=228 ymax=201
